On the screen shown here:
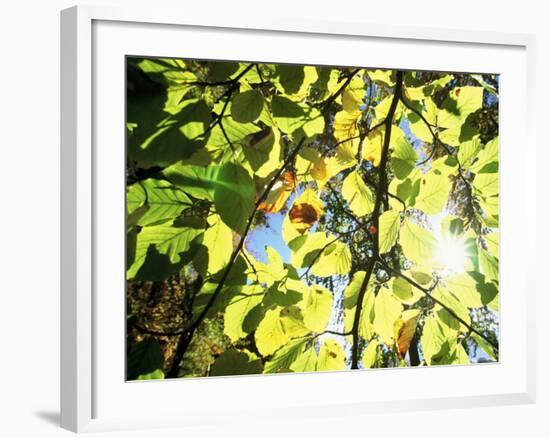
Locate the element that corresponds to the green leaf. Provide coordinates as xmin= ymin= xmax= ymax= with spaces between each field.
xmin=231 ymin=90 xmax=264 ymax=123
xmin=391 ymin=128 xmax=418 ymax=179
xmin=255 ymin=308 xmax=290 ymax=356
xmin=342 ymin=170 xmax=374 ymax=217
xmin=439 ymin=86 xmax=484 ymax=128
xmin=407 ymin=101 xmax=437 ymax=143
xmin=127 ymin=337 xmax=164 ymax=380
xmin=432 ymin=285 xmax=471 ymax=332
xmin=272 ymin=95 xmax=325 ymax=138
xmin=242 ymin=128 xmax=282 ymax=179
xmin=279 ymin=306 xmax=311 ymax=338
xmin=136 ymin=369 xmax=165 ymax=380
xmin=290 ymin=347 xmax=318 ymax=372
xmin=289 ymin=231 xmax=331 ymax=268
xmin=193 ymin=283 xmax=243 ymax=317
xmin=388 ymin=174 xmax=421 ymax=211
xmin=127 ymin=217 xmax=205 ymax=280
xmin=223 ymin=284 xmax=264 ymax=342
xmin=484 ymin=232 xmax=499 ymax=258
xmin=275 ymin=65 xmax=306 ymax=95
xmin=444 ymin=272 xmax=485 ymax=308
xmin=163 ymin=164 xmax=219 ymax=200
xmin=458 ymin=136 xmax=482 ymax=170
xmin=362 ymin=340 xmax=380 ymax=368
xmin=267 ymin=281 xmax=304 ymax=308
xmin=404 ymin=75 xmax=452 ymax=101
xmin=310 ymin=240 xmax=352 ymax=277
xmin=193 ymin=116 xmax=261 ymax=165
xmin=128 ymin=98 xmax=212 ymax=168
xmin=343 ymin=271 xmax=375 ymax=338
xmin=379 ymin=210 xmax=401 ymax=254
xmin=471 ymin=333 xmax=497 ymax=361
xmin=479 ymin=249 xmax=499 ymax=283
xmin=300 ymin=285 xmax=333 ymax=333
xmin=400 ymin=219 xmax=437 ymax=265
xmin=193 ymin=214 xmax=234 ymax=276
xmin=473 ymin=173 xmax=499 ymax=196
xmin=391 ymin=277 xmax=423 ymax=305
xmin=247 ymin=246 xmax=287 ymax=286
xmin=295 ymin=147 xmax=329 ymax=188
xmin=470 ymin=136 xmax=498 ymax=174
xmin=317 ymin=339 xmax=346 ymax=371
xmin=208 ymin=61 xmax=240 ymax=81
xmin=415 ymin=171 xmax=451 ymax=215
xmin=367 ymin=70 xmax=394 ymax=87
xmin=213 ymin=162 xmax=256 ymax=234
xmin=127 ymin=179 xmax=191 ymax=226
xmin=275 ymin=65 xmax=318 ymax=98
xmin=455 ymin=344 xmax=471 ymax=364
xmin=134 ymin=58 xmax=197 ymax=114
xmin=210 ymin=349 xmax=263 ymax=376
xmin=373 ymin=289 xmax=403 ymax=345
xmin=421 ymin=312 xmax=456 ymax=365
xmin=264 ymin=338 xmax=308 ymax=373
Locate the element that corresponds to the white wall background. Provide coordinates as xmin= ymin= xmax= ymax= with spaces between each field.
xmin=0 ymin=0 xmax=545 ymax=436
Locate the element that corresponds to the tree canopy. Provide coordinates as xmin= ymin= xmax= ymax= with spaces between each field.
xmin=126 ymin=57 xmax=499 ymax=380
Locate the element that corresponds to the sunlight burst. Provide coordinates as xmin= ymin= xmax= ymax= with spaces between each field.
xmin=436 ymin=236 xmax=467 ymax=275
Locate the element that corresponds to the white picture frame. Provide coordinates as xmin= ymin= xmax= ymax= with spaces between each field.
xmin=60 ymin=4 xmax=536 ymax=433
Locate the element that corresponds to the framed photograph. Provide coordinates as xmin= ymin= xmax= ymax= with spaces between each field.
xmin=61 ymin=5 xmax=536 ymax=433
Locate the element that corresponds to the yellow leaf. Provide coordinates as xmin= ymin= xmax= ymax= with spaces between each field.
xmin=363 ymin=128 xmax=383 ymax=166
xmin=362 ymin=340 xmax=380 ymax=368
xmin=378 ymin=210 xmax=401 ymax=254
xmin=255 ymin=308 xmax=290 ymax=356
xmin=295 ymin=147 xmax=329 ymax=188
xmin=367 ymin=70 xmax=394 ymax=87
xmin=415 ymin=170 xmax=451 ymax=215
xmin=310 ymin=241 xmax=352 ymax=277
xmin=279 ymin=306 xmax=310 ymax=338
xmin=400 ymin=219 xmax=437 ymax=265
xmin=342 ymin=74 xmax=366 ymax=112
xmin=391 ymin=276 xmax=423 ymax=305
xmin=373 ymin=289 xmax=403 ymax=345
xmin=317 ymin=339 xmax=346 ymax=371
xmin=342 ymin=170 xmax=374 ymax=217
xmin=299 ymin=284 xmax=333 ymax=333
xmin=343 ymin=271 xmax=375 ymax=338
xmin=333 ymin=110 xmax=361 ymax=150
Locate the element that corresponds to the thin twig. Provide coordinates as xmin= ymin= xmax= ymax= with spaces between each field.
xmin=321 ymin=68 xmax=362 ymax=112
xmin=377 ymin=257 xmax=499 ymax=354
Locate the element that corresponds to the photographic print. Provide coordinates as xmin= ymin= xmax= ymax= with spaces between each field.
xmin=126 ymin=57 xmax=499 ymax=380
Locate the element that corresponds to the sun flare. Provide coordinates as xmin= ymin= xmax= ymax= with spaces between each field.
xmin=436 ymin=236 xmax=467 ymax=275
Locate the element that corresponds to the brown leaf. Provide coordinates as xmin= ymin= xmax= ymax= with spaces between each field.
xmin=257 ymin=171 xmax=296 ymax=214
xmin=287 ymin=188 xmax=324 ymax=233
xmin=395 ymin=309 xmax=420 ymax=359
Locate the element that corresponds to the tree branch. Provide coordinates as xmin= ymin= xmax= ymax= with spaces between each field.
xmin=166 ymin=137 xmax=307 ymax=378
xmin=350 ymin=71 xmax=404 ymax=369
xmin=200 ymin=64 xmax=256 ymax=139
xmin=321 ymin=68 xmax=362 ymax=112
xmin=376 ymin=257 xmax=499 ymax=354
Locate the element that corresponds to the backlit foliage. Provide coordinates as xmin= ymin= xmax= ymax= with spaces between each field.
xmin=126 ymin=58 xmax=499 ymax=379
